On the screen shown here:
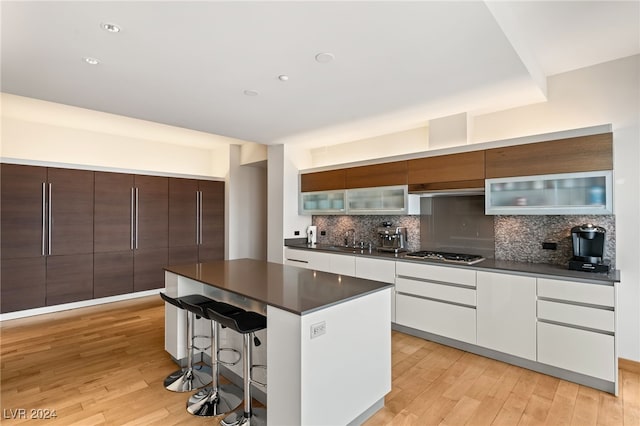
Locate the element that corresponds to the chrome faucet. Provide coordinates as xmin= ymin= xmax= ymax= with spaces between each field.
xmin=345 ymin=229 xmax=356 ymax=247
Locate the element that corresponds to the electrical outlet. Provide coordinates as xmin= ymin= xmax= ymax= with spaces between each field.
xmin=294 ymin=231 xmax=300 ymax=236
xmin=310 ymin=321 xmax=326 ymax=339
xmin=320 ymin=230 xmax=326 ymax=236
xmin=542 ymin=242 xmax=557 ymax=250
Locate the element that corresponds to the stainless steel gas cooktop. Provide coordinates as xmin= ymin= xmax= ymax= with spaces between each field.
xmin=404 ymin=250 xmax=485 ymax=265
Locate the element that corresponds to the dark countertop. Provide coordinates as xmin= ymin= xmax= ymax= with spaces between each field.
xmin=285 ymin=243 xmax=621 ymax=284
xmin=164 ymin=259 xmax=393 ymax=316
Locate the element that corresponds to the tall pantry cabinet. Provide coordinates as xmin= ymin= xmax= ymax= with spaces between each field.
xmin=93 ymin=173 xmax=169 ymax=297
xmin=1 ymin=164 xmax=94 ymax=312
xmin=169 ymin=179 xmax=225 ymax=265
xmin=1 ymin=163 xmax=225 ymax=314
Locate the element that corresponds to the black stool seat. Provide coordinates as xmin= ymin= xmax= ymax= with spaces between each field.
xmin=206 ymin=308 xmax=267 ymax=335
xmin=183 ymin=298 xmax=243 ymax=320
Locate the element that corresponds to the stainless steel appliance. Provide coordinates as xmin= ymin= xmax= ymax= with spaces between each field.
xmin=405 ymin=250 xmax=485 ymax=265
xmin=307 ymin=225 xmax=317 ymax=245
xmin=376 ymin=222 xmax=407 ymax=253
xmin=569 ymin=223 xmax=610 ymax=272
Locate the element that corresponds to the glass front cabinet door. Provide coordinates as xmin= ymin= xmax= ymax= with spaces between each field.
xmin=299 ymin=190 xmax=346 ymax=215
xmin=346 ymin=185 xmax=408 ymax=215
xmin=485 ymin=171 xmax=613 ymax=215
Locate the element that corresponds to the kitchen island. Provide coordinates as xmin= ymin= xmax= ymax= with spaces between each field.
xmin=164 ymin=259 xmax=392 ymax=426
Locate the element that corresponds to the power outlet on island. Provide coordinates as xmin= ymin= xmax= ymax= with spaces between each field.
xmin=310 ymin=321 xmax=326 ymax=339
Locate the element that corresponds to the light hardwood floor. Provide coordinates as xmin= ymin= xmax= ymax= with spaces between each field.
xmin=1 ymin=296 xmax=638 ymax=425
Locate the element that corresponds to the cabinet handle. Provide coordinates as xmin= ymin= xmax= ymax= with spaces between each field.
xmin=135 ymin=188 xmax=139 ymax=250
xmin=41 ymin=183 xmax=46 ymax=256
xmin=195 ymin=191 xmax=200 ymax=245
xmin=198 ymin=191 xmax=203 ymax=245
xmin=48 ymin=183 xmax=52 ymax=255
xmin=130 ymin=188 xmax=135 ymax=250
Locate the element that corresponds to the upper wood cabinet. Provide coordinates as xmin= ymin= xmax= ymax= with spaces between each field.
xmin=300 ymin=169 xmax=345 ymax=192
xmin=407 ymin=151 xmax=485 ymax=191
xmin=345 ymin=161 xmax=407 ymax=189
xmin=485 ymin=133 xmax=613 ymax=179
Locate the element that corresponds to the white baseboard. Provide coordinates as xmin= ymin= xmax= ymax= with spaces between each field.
xmin=0 ymin=289 xmax=161 ymax=321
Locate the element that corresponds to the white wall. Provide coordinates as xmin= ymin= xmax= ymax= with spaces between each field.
xmin=227 ymin=145 xmax=267 ymax=261
xmin=267 ymin=144 xmax=312 ymax=263
xmin=294 ymin=55 xmax=640 ymax=362
xmin=309 ymin=126 xmax=428 ymax=168
xmin=1 ymin=93 xmax=238 ymax=177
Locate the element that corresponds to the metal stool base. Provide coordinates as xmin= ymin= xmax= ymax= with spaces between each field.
xmin=163 ymin=364 xmax=212 ymax=392
xmin=186 ymin=383 xmax=243 ymax=417
xmin=221 ymin=407 xmax=267 ymax=426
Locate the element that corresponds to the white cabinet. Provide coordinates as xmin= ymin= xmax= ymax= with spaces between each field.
xmin=356 ymin=257 xmax=396 ymax=322
xmin=537 ymin=322 xmax=615 ymax=382
xmin=300 ymin=185 xmax=419 ymax=215
xmin=477 ymin=271 xmax=536 ymax=360
xmin=536 ymin=278 xmax=617 ymax=383
xmin=329 ymin=253 xmax=356 ymax=276
xmin=347 ymin=185 xmax=408 ymax=215
xmin=485 ymin=170 xmax=612 ymax=215
xmin=299 ymin=190 xmax=346 ymax=215
xmin=395 ymin=262 xmax=477 ymax=344
xmin=284 ymin=248 xmax=331 ymax=272
xmin=283 ymin=248 xmax=354 ymax=276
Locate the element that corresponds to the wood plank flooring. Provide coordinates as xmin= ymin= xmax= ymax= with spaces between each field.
xmin=1 ymin=296 xmax=638 ymax=425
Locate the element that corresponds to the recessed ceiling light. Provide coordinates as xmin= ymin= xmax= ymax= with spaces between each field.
xmin=315 ymin=52 xmax=335 ymax=63
xmin=243 ymin=89 xmax=259 ymax=96
xmin=83 ymin=57 xmax=100 ymax=65
xmin=278 ymin=75 xmax=289 ymax=81
xmin=101 ymin=22 xmax=121 ymax=33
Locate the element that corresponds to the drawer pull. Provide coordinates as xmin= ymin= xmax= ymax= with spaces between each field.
xmin=537 ymin=318 xmax=614 ymax=336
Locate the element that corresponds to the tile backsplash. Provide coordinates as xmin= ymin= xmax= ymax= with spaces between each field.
xmin=312 ymin=215 xmax=421 ymax=252
xmin=494 ymin=215 xmax=616 ymax=268
xmin=312 ymin=213 xmax=616 ymax=268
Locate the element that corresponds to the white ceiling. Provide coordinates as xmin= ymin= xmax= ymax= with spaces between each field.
xmin=1 ymin=1 xmax=638 ymax=147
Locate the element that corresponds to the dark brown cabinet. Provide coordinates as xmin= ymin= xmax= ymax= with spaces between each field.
xmin=1 ymin=164 xmax=94 ymax=312
xmin=345 ymin=161 xmax=407 ymax=189
xmin=2 ymin=163 xmax=222 ymax=313
xmin=408 ymin=151 xmax=485 ymax=192
xmin=94 ymin=172 xmax=134 ymax=298
xmin=169 ymin=179 xmax=224 ymax=265
xmin=134 ymin=175 xmax=168 ymax=292
xmin=485 ymin=133 xmax=613 ymax=178
xmin=300 ymin=169 xmax=346 ymax=192
xmin=93 ymin=172 xmax=168 ymax=295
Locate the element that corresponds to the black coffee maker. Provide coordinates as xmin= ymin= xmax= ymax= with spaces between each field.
xmin=568 ymin=223 xmax=610 ymax=273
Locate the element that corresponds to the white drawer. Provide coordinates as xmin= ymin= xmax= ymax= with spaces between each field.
xmin=537 ymin=300 xmax=614 ymax=332
xmin=537 ymin=278 xmax=614 ymax=307
xmin=396 ymin=277 xmax=476 ymax=306
xmin=355 ymin=257 xmax=395 ymax=283
xmin=396 ymin=294 xmax=476 ymax=344
xmin=537 ymin=321 xmax=615 ymax=381
xmin=284 ymin=247 xmax=311 ymax=263
xmin=396 ymin=262 xmax=476 ymax=287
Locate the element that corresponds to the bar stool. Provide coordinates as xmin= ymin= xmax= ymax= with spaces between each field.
xmin=180 ymin=297 xmax=244 ymax=417
xmin=160 ymin=293 xmax=213 ymax=392
xmin=206 ymin=306 xmax=267 ymax=426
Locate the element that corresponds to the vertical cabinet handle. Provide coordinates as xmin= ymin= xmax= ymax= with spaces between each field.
xmin=195 ymin=191 xmax=200 ymax=245
xmin=48 ymin=183 xmax=52 ymax=255
xmin=41 ymin=183 xmax=46 ymax=256
xmin=135 ymin=188 xmax=139 ymax=250
xmin=198 ymin=191 xmax=203 ymax=245
xmin=130 ymin=188 xmax=135 ymax=250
